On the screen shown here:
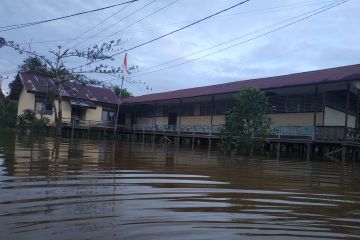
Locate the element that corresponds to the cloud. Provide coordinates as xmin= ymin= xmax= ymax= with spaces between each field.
xmin=1 ymin=0 xmax=359 ymax=96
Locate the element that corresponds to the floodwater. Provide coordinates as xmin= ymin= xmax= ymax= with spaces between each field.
xmin=1 ymin=134 xmax=360 ymax=240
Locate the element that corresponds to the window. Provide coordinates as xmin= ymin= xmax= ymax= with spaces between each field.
xmin=194 ymin=104 xmax=200 ymax=116
xmin=35 ymin=96 xmax=53 ymax=115
xmin=102 ymin=109 xmax=115 ymax=121
xmin=285 ymin=97 xmax=304 ymax=113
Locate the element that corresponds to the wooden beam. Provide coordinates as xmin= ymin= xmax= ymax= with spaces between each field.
xmin=210 ymin=95 xmax=215 ymax=126
xmin=313 ymin=85 xmax=318 ymax=127
xmin=356 ymin=89 xmax=360 ymax=129
xmin=345 ymin=82 xmax=350 ymax=128
xmin=178 ymin=99 xmax=182 ymax=126
xmin=153 ymin=101 xmax=157 ymax=126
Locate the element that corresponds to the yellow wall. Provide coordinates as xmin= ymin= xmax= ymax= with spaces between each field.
xmin=85 ymin=106 xmax=102 ymax=121
xmin=135 ymin=115 xmax=226 ymax=126
xmin=180 ymin=116 xmax=211 ymax=125
xmin=17 ymin=89 xmax=35 ymax=115
xmin=212 ymin=115 xmax=225 ymax=125
xmin=155 ymin=117 xmax=167 ymax=125
xmin=268 ymin=112 xmax=323 ymax=126
xmin=36 ymin=100 xmax=73 ymax=124
xmin=137 ymin=117 xmax=153 ymax=125
xmin=17 ymin=89 xmax=104 ymax=124
xmin=134 ymin=113 xmax=325 ymax=127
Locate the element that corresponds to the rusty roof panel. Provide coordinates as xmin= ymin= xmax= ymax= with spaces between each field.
xmin=19 ymin=72 xmax=118 ymax=105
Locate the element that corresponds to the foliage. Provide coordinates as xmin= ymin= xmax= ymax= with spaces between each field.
xmin=0 ymin=36 xmax=129 ymax=135
xmin=17 ymin=109 xmax=49 ymax=133
xmin=113 ymin=86 xmax=132 ymax=98
xmin=0 ymin=99 xmax=18 ymax=129
xmin=219 ymin=88 xmax=272 ymax=155
xmin=18 ymin=56 xmax=56 ymax=77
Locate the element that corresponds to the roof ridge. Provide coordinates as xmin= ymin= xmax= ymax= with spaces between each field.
xmin=125 ymin=63 xmax=360 ymax=103
xmin=132 ymin=64 xmax=360 ymax=98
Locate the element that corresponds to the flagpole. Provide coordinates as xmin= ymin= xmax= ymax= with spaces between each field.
xmin=113 ymin=75 xmax=124 ymax=138
xmin=113 ymin=53 xmax=128 ymax=139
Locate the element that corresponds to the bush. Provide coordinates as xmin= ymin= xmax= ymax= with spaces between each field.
xmin=17 ymin=109 xmax=49 ymax=133
xmin=219 ymin=88 xmax=272 ymax=155
xmin=0 ymin=99 xmax=18 ymax=129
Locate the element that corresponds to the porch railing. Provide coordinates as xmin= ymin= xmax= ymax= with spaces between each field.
xmin=133 ymin=124 xmax=222 ymax=135
xmin=58 ymin=119 xmax=360 ymax=144
xmin=269 ymin=125 xmax=315 ymax=140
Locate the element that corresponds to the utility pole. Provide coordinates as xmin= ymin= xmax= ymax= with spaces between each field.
xmin=0 ymin=75 xmax=8 ymax=106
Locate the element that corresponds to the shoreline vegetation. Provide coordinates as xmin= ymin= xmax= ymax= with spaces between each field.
xmin=1 ymin=87 xmax=271 ymax=156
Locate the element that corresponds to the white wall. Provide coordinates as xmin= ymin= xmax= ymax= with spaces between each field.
xmin=324 ymin=106 xmax=355 ymax=127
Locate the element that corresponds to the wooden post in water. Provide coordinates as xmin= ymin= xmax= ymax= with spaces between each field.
xmin=306 ymin=143 xmax=311 ymax=161
xmin=71 ymin=118 xmax=75 ymax=139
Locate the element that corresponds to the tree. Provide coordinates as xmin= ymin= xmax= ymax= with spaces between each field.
xmin=18 ymin=56 xmax=53 ymax=77
xmin=113 ymin=86 xmax=132 ymax=98
xmin=17 ymin=109 xmax=49 ymax=133
xmin=1 ymin=36 xmax=133 ymax=135
xmin=219 ymin=88 xmax=272 ymax=155
xmin=0 ymin=98 xmax=18 ymax=129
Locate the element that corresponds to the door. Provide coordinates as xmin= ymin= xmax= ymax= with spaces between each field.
xmin=168 ymin=112 xmax=177 ymax=126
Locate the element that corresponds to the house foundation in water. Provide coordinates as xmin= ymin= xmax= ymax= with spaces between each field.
xmin=10 ymin=64 xmax=360 ymax=160
xmin=115 ymin=64 xmax=360 ymax=160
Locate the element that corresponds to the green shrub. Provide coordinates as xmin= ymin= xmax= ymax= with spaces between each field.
xmin=17 ymin=109 xmax=49 ymax=133
xmin=219 ymin=88 xmax=272 ymax=155
xmin=0 ymin=99 xmax=18 ymax=129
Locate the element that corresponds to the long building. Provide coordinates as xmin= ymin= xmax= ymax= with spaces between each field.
xmin=119 ymin=64 xmax=360 ymax=145
xmin=9 ymin=65 xmax=360 ymax=149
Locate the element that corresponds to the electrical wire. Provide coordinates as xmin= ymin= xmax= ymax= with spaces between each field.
xmin=129 ymin=0 xmax=349 ymax=78
xmin=88 ymin=0 xmax=179 ymax=49
xmin=0 ymin=0 xmax=141 ymax=32
xmin=71 ymin=0 xmax=251 ymax=70
xmin=16 ymin=0 xmax=336 ymax=46
xmin=71 ymin=0 xmax=158 ymax=49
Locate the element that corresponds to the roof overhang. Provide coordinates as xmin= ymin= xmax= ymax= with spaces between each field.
xmin=69 ymin=99 xmax=96 ymax=109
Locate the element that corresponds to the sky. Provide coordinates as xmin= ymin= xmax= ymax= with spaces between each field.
xmin=0 ymin=0 xmax=359 ymax=96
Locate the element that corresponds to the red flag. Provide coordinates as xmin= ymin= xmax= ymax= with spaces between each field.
xmin=123 ymin=53 xmax=128 ymax=71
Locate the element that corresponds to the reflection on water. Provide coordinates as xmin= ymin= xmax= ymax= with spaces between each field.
xmin=1 ymin=134 xmax=360 ymax=239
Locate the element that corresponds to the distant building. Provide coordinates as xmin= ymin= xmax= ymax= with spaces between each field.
xmin=9 ymin=72 xmax=118 ymax=123
xmin=120 ymin=64 xmax=360 ymax=138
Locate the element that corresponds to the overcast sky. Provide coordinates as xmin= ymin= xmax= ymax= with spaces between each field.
xmin=0 ymin=0 xmax=359 ymax=96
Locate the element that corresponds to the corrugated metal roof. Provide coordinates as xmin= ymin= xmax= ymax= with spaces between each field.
xmin=19 ymin=72 xmax=118 ymax=105
xmin=124 ymin=64 xmax=360 ymax=104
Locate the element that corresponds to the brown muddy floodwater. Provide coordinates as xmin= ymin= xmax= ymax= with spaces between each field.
xmin=1 ymin=134 xmax=360 ymax=240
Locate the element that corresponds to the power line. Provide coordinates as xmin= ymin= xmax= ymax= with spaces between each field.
xmin=0 ymin=0 xmax=141 ymax=33
xmin=63 ymin=2 xmax=134 ymax=48
xmin=72 ymin=0 xmax=251 ymax=70
xmin=72 ymin=0 xmax=158 ymax=49
xmin=129 ymin=0 xmax=349 ymax=78
xmin=16 ymin=0 xmax=335 ymax=46
xmin=89 ymin=0 xmax=179 ymax=49
xmin=137 ymin=1 xmax=343 ymax=74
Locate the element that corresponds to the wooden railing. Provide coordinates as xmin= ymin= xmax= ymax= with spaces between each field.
xmin=269 ymin=125 xmax=315 ymax=140
xmin=133 ymin=124 xmax=222 ymax=135
xmin=62 ymin=118 xmax=118 ymax=129
xmin=58 ymin=119 xmax=360 ymax=144
xmin=315 ymin=126 xmax=360 ymax=143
